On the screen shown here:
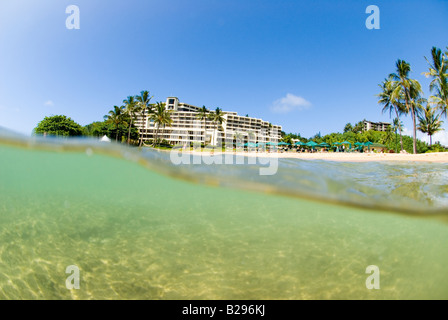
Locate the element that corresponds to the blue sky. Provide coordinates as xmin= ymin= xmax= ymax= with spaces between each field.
xmin=0 ymin=0 xmax=447 ymax=140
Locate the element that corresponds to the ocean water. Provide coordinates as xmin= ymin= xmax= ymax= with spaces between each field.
xmin=1 ymin=129 xmax=448 ymax=299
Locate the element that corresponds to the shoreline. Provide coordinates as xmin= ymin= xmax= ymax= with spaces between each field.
xmin=172 ymin=149 xmax=448 ymax=163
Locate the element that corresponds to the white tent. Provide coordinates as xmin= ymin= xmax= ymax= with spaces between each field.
xmin=100 ymin=135 xmax=111 ymax=143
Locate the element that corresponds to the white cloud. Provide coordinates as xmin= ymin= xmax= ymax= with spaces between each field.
xmin=271 ymin=93 xmax=311 ymax=113
xmin=44 ymin=100 xmax=54 ymax=107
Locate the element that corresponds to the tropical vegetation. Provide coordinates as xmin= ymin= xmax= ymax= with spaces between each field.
xmin=208 ymin=107 xmax=226 ymax=146
xmin=123 ymin=96 xmax=140 ymax=145
xmin=418 ymin=103 xmax=444 ymax=146
xmin=33 ymin=46 xmax=448 ymax=153
xmin=281 ymin=124 xmax=445 ymax=154
xmin=135 ymin=91 xmax=153 ymax=146
xmin=423 ymin=47 xmax=448 ymax=118
xmin=148 ymin=102 xmax=173 ymax=147
xmin=33 ymin=115 xmax=84 ymax=137
xmin=375 ymin=45 xmax=447 ymax=153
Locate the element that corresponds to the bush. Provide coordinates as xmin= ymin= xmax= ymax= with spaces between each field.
xmin=426 ymin=142 xmax=448 ymax=153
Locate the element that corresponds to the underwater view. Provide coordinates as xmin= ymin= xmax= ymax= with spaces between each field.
xmin=1 ymin=129 xmax=448 ymax=300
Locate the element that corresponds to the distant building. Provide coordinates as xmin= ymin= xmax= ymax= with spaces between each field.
xmin=363 ymin=120 xmax=391 ymax=132
xmin=134 ymin=97 xmax=282 ymax=146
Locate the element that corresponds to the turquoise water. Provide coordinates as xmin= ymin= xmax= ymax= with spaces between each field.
xmin=0 ymin=129 xmax=448 ymax=299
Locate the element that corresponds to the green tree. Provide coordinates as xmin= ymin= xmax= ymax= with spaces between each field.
xmin=34 ymin=115 xmax=84 ymax=137
xmin=353 ymin=121 xmax=364 ymax=134
xmin=105 ymin=105 xmax=127 ymax=142
xmin=282 ymin=134 xmax=293 ymax=145
xmin=423 ymin=47 xmax=448 ymax=118
xmin=84 ymin=121 xmax=109 ymax=137
xmin=233 ymin=131 xmax=244 ymax=148
xmin=149 ymin=102 xmax=173 ymax=147
xmin=392 ymin=118 xmax=403 ymax=153
xmin=343 ymin=123 xmax=353 ymax=133
xmin=401 ymin=134 xmax=429 ymax=154
xmin=84 ymin=119 xmax=137 ymax=143
xmin=135 ymin=90 xmax=153 ymax=147
xmin=123 ymin=96 xmax=140 ymax=145
xmin=418 ymin=103 xmax=444 ymax=146
xmin=196 ymin=106 xmax=209 ymax=146
xmin=377 ymin=75 xmax=405 ymax=151
xmin=381 ymin=125 xmax=394 ymax=147
xmin=208 ymin=107 xmax=226 ymax=146
xmin=390 ymin=59 xmax=424 ymax=154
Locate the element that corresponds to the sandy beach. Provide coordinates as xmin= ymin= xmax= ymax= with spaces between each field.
xmin=183 ymin=150 xmax=448 ymax=163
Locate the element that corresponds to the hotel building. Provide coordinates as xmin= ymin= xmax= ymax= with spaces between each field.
xmin=363 ymin=120 xmax=391 ymax=132
xmin=134 ymin=97 xmax=282 ymax=146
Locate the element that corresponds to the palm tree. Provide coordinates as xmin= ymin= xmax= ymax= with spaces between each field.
xmin=423 ymin=47 xmax=448 ymax=118
xmin=392 ymin=118 xmax=403 ymax=153
xmin=418 ymin=103 xmax=444 ymax=147
xmin=148 ymin=102 xmax=173 ymax=147
xmin=208 ymin=107 xmax=226 ymax=146
xmin=135 ymin=90 xmax=153 ymax=147
xmin=104 ymin=105 xmax=126 ymax=142
xmin=343 ymin=123 xmax=353 ymax=133
xmin=381 ymin=125 xmax=394 ymax=148
xmin=353 ymin=121 xmax=364 ymax=134
xmin=123 ymin=96 xmax=140 ymax=145
xmin=196 ymin=106 xmax=209 ymax=147
xmin=390 ymin=60 xmax=424 ymax=154
xmin=248 ymin=131 xmax=256 ymax=143
xmin=233 ymin=131 xmax=244 ymax=149
xmin=377 ymin=75 xmax=405 ymax=151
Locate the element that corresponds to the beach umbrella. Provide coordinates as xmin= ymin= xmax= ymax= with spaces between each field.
xmin=331 ymin=141 xmax=344 ymax=152
xmin=278 ymin=142 xmax=289 ymax=146
xmin=341 ymin=141 xmax=352 ymax=149
xmin=364 ymin=141 xmax=373 ymax=151
xmin=306 ymin=141 xmax=318 ymax=151
xmin=354 ymin=142 xmax=364 ymax=151
xmin=354 ymin=142 xmax=363 ymax=151
xmin=266 ymin=141 xmax=278 ymax=146
xmin=318 ymin=142 xmax=330 ymax=147
xmin=306 ymin=141 xmax=318 ymax=147
xmin=294 ymin=141 xmax=305 ymax=146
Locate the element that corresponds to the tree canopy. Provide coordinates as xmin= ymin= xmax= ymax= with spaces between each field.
xmin=83 ymin=120 xmax=138 ymax=143
xmin=34 ymin=115 xmax=84 ymax=137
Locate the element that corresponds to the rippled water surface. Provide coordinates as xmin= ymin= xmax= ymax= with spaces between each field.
xmin=1 ymin=130 xmax=448 ymax=299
